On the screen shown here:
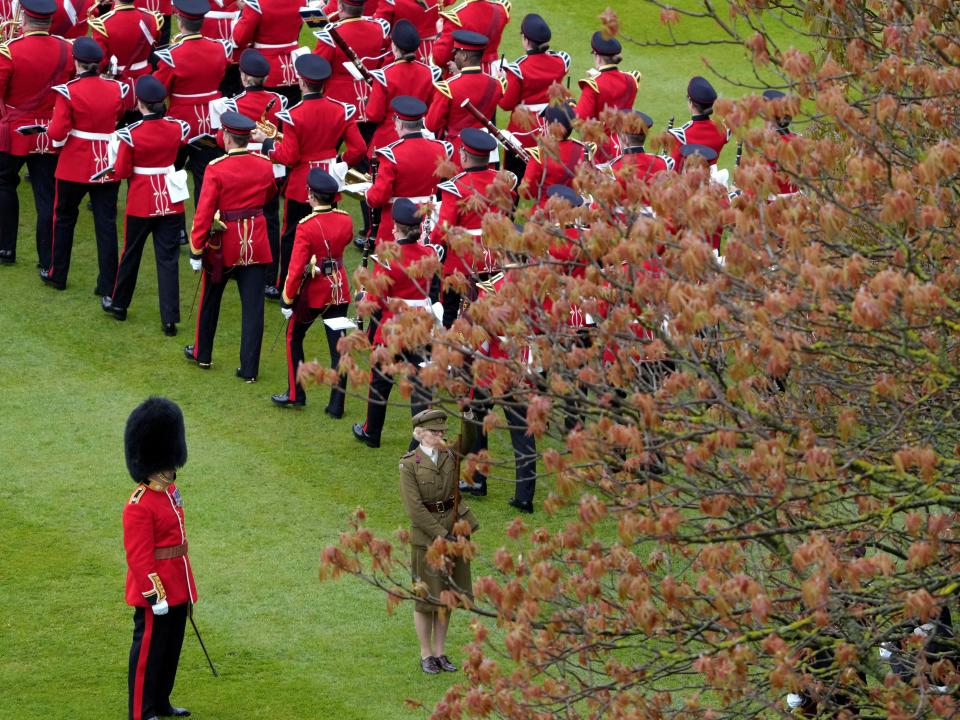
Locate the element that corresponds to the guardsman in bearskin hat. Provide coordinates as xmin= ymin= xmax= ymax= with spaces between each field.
xmin=272 ymin=169 xmax=353 ymax=413
xmin=122 ymin=396 xmax=195 ymax=720
xmin=668 ymin=76 xmax=730 ymax=169
xmin=0 ymin=0 xmax=73 ymax=268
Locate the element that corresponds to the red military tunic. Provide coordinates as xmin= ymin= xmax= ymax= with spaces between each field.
xmin=281 ymin=207 xmax=352 ymax=307
xmin=769 ymin=128 xmax=799 ymax=196
xmin=499 ymin=49 xmax=569 ymax=148
xmin=123 ymin=480 xmax=197 ymax=608
xmin=153 ymin=34 xmax=230 ymax=138
xmin=575 ymin=64 xmax=640 ymax=162
xmin=50 ymin=0 xmax=98 ymax=38
xmin=135 ymin=0 xmax=172 ymax=18
xmin=365 ymin=58 xmax=439 ymax=155
xmin=189 ymin=148 xmax=277 ymax=265
xmin=520 ymin=138 xmax=593 ymax=206
xmin=668 ymin=114 xmax=730 ymax=168
xmin=231 ymin=0 xmax=302 ymax=88
xmin=608 ymin=146 xmax=674 ymax=204
xmin=0 ymin=31 xmax=73 ymax=156
xmin=201 ymin=0 xmax=240 ymax=43
xmin=265 ymin=93 xmax=366 ymax=203
xmin=312 ymin=17 xmax=391 ymax=120
xmin=114 ymin=114 xmax=191 ymax=216
xmin=89 ymin=5 xmax=163 ymax=84
xmin=373 ymin=0 xmax=440 ymax=62
xmin=429 ymin=166 xmax=511 ymax=277
xmin=47 ymin=73 xmax=129 ymax=183
xmin=368 ymin=238 xmax=438 ymax=346
xmin=425 ymin=67 xmax=504 ymax=163
xmin=323 ymin=0 xmax=377 ymax=16
xmin=219 ymin=86 xmax=286 ymax=153
xmin=365 ymin=131 xmax=453 ymax=241
xmin=432 ymin=0 xmax=510 ymax=73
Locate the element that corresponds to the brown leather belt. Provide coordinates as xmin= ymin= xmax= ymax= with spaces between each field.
xmin=154 ymin=542 xmax=188 ymax=560
xmin=423 ymin=498 xmax=455 ymax=513
xmin=220 ymin=208 xmax=264 ymax=221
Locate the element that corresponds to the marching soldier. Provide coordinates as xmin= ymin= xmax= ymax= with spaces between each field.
xmin=0 ymin=0 xmax=73 ymax=268
xmin=364 ymin=19 xmax=440 ymax=156
xmin=373 ymin=0 xmax=440 ymax=63
xmin=365 ymin=96 xmax=453 ymax=243
xmin=185 ymin=111 xmax=277 ymax=380
xmin=575 ymin=31 xmax=640 ymax=163
xmin=122 ymin=396 xmax=195 ymax=720
xmin=102 ymin=76 xmax=190 ymax=336
xmin=230 ymin=0 xmax=303 ymax=105
xmin=498 ymin=13 xmax=569 ymax=177
xmin=428 ymin=128 xmax=515 ymax=328
xmin=351 ymin=198 xmax=437 ymax=449
xmin=43 ymin=37 xmax=131 ymax=295
xmin=201 ymin=0 xmax=241 ymax=97
xmin=609 ymin=110 xmax=674 ymax=183
xmin=272 ymin=169 xmax=353 ymax=413
xmin=668 ymin=76 xmax=730 ymax=169
xmin=89 ymin=0 xmax=164 ymax=89
xmin=256 ymin=53 xmax=366 ymax=290
xmin=153 ymin=0 xmax=230 ymax=200
xmin=519 ymin=102 xmax=593 ymax=206
xmin=432 ymin=0 xmax=510 ymax=75
xmin=762 ymin=89 xmax=800 ymax=196
xmin=425 ymin=30 xmax=504 ymax=168
xmin=219 ymin=48 xmax=287 ymax=299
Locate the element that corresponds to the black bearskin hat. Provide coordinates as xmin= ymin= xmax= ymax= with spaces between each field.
xmin=124 ymin=397 xmax=188 ymax=482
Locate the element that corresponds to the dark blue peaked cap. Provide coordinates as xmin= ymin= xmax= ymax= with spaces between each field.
xmin=220 ymin=111 xmax=255 ymax=135
xmin=452 ymin=30 xmax=489 ymax=50
xmin=391 ymin=95 xmax=427 ymax=120
xmin=591 ymin=31 xmax=621 ymax=55
xmin=391 ymin=19 xmax=420 ymax=52
xmin=687 ymin=75 xmax=718 ymax=105
xmin=73 ymin=36 xmax=103 ymax=63
xmin=521 ymin=14 xmax=550 ymax=43
xmin=547 ymin=184 xmax=583 ymax=207
xmin=392 ymin=198 xmax=422 ymax=225
xmin=295 ymin=54 xmax=332 ymax=82
xmin=460 ymin=127 xmax=497 ymax=155
xmin=239 ymin=48 xmax=270 ymax=77
xmin=135 ymin=75 xmax=167 ymax=103
xmin=173 ymin=0 xmax=209 ymax=18
xmin=307 ymin=168 xmax=339 ymax=195
xmin=19 ymin=0 xmax=56 ymax=18
xmin=680 ymin=143 xmax=718 ymax=161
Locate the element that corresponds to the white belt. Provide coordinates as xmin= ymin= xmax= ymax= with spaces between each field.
xmin=387 ymin=297 xmax=431 ymax=309
xmin=133 ymin=165 xmax=175 ymax=175
xmin=253 ymin=41 xmax=296 ymax=49
xmin=172 ymin=91 xmax=218 ymax=99
xmin=389 ymin=194 xmax=433 ymax=204
xmin=206 ymin=9 xmax=238 ymax=18
xmin=463 ymin=228 xmax=482 ymax=237
xmin=69 ymin=129 xmax=113 ymax=141
xmin=126 ymin=59 xmax=150 ymax=71
xmin=516 ymin=102 xmax=548 ymax=113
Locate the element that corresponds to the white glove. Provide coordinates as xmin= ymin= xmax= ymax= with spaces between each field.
xmin=151 ymin=599 xmax=169 ymax=616
xmin=189 ymin=257 xmax=202 ymax=272
xmin=281 ymin=307 xmax=293 ymax=320
xmin=786 ymin=694 xmax=803 ymax=709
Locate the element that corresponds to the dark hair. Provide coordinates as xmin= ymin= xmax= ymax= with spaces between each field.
xmin=460 ymin=149 xmax=488 ymax=168
xmin=224 ymin=130 xmax=249 ymax=147
xmin=456 ymin=48 xmax=484 ymax=64
xmin=596 ymin=52 xmax=622 ymax=65
xmin=302 ymin=79 xmax=325 ymax=94
xmin=179 ymin=16 xmax=203 ymax=33
xmin=690 ymin=100 xmax=714 ymax=117
xmin=309 ymin=190 xmax=336 ymax=206
xmin=395 ymin=222 xmax=420 ymax=239
xmin=142 ymin=100 xmax=166 ymax=115
xmin=624 ymin=131 xmax=646 ymax=146
xmin=243 ymin=73 xmax=265 ymax=88
xmin=397 ymin=49 xmax=416 ymax=61
xmin=398 ymin=118 xmax=424 ymax=133
xmin=529 ymin=41 xmax=549 ymax=53
xmin=339 ymin=1 xmax=361 ymax=17
xmin=77 ymin=60 xmax=100 ymax=74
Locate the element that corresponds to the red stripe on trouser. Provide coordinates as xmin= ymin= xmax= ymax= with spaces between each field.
xmin=133 ymin=609 xmax=154 ymax=720
xmin=285 ymin=317 xmax=297 ymax=400
xmin=47 ymin=179 xmax=60 ymax=275
xmin=192 ymin=271 xmax=207 ymax=358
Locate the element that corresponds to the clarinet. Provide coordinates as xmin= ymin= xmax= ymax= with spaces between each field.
xmin=355 ymin=156 xmax=380 ymax=331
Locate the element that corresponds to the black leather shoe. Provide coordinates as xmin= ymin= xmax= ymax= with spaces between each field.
xmin=101 ymin=296 xmax=126 ymax=320
xmin=324 ymin=405 xmax=343 ymax=419
xmin=183 ymin=345 xmax=211 ymax=369
xmin=353 ymin=234 xmax=367 ymax=252
xmin=420 ymin=656 xmax=441 ymax=674
xmin=162 ymin=322 xmax=177 ymax=337
xmin=264 ymin=284 xmax=281 ymax=300
xmin=435 ymin=655 xmax=457 ymax=672
xmin=272 ymin=392 xmax=304 ymax=407
xmin=162 ymin=707 xmax=191 ymax=717
xmin=352 ymin=422 xmax=380 ymax=448
xmin=507 ymin=497 xmax=534 ymax=514
xmin=236 ymin=367 xmax=257 ymax=383
xmin=0 ymin=249 xmax=14 ymax=264
xmin=39 ymin=268 xmax=65 ymax=290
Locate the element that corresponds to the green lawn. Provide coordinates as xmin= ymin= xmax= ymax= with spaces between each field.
xmin=0 ymin=3 xmax=781 ymax=717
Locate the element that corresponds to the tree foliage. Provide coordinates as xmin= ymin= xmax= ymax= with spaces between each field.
xmin=311 ymin=1 xmax=960 ymax=716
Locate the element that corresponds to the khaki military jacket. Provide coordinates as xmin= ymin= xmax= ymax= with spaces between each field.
xmin=400 ymin=446 xmax=479 ymax=547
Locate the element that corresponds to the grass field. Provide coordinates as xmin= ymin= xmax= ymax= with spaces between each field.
xmin=0 ymin=3 xmax=784 ymax=718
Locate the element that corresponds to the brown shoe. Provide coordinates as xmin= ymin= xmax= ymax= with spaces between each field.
xmin=436 ymin=655 xmax=457 ymax=672
xmin=420 ymin=656 xmax=441 ymax=674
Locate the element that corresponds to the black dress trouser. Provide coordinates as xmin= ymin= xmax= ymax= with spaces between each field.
xmin=467 ymin=390 xmax=537 ymax=502
xmin=193 ymin=263 xmax=266 ymax=377
xmin=284 ymin=303 xmax=349 ymax=410
xmin=0 ymin=151 xmax=57 ymax=266
xmin=128 ymin=603 xmax=187 ymax=720
xmin=111 ymin=213 xmax=185 ymax=323
xmin=363 ymin=350 xmax=431 ymax=448
xmin=48 ymin=178 xmax=120 ymax=294
xmin=273 ymin=198 xmax=310 ymax=290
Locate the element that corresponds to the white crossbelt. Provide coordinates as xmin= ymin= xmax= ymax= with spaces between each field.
xmin=206 ymin=9 xmax=238 ymax=18
xmin=132 ymin=165 xmax=175 ymax=175
xmin=388 ymin=194 xmax=433 ymax=204
xmin=253 ymin=41 xmax=297 ymax=49
xmin=387 ymin=297 xmax=431 ymax=309
xmin=516 ymin=102 xmax=548 ymax=113
xmin=69 ymin=129 xmax=113 ymax=141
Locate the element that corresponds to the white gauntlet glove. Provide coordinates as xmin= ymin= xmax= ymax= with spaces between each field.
xmin=189 ymin=257 xmax=202 ymax=273
xmin=281 ymin=307 xmax=293 ymax=320
xmin=151 ymin=599 xmax=169 ymax=616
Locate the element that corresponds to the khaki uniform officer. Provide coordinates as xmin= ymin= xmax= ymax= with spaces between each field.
xmin=399 ymin=409 xmax=479 ymax=674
